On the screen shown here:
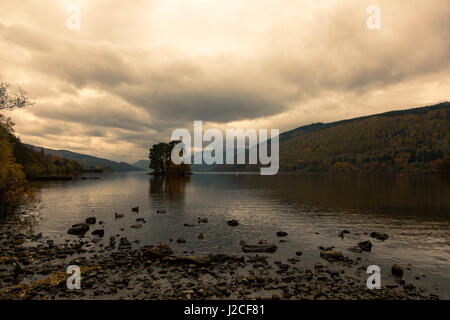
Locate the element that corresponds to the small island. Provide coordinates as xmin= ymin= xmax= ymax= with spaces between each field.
xmin=148 ymin=140 xmax=192 ymax=175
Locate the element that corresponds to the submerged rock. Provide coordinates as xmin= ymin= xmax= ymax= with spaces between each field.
xmin=392 ymin=264 xmax=404 ymax=278
xmin=92 ymin=230 xmax=104 ymax=237
xmin=276 ymin=231 xmax=288 ymax=237
xmin=242 ymin=244 xmax=277 ymax=253
xmin=67 ymin=223 xmax=89 ymax=236
xmin=370 ymin=232 xmax=389 ymax=241
xmin=227 ymin=219 xmax=239 ymax=227
xmin=85 ymin=217 xmax=96 ymax=225
xmin=358 ymin=240 xmax=373 ymax=252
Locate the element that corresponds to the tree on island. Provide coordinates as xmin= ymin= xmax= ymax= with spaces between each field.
xmin=149 ymin=140 xmax=191 ymax=175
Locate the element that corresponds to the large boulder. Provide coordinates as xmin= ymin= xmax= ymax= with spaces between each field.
xmin=242 ymin=244 xmax=277 ymax=253
xmin=370 ymin=231 xmax=389 ymax=241
xmin=320 ymin=250 xmax=344 ymax=262
xmin=67 ymin=223 xmax=90 ymax=236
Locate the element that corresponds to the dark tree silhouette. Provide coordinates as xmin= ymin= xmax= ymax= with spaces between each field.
xmin=149 ymin=140 xmax=191 ymax=175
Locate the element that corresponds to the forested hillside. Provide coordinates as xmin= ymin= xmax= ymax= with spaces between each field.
xmin=1 ymin=82 xmax=85 ymax=213
xmin=214 ymin=102 xmax=450 ymax=174
xmin=25 ymin=145 xmax=141 ymax=172
xmin=1 ymin=123 xmax=85 ymax=213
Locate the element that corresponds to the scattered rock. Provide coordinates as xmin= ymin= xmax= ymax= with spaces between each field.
xmin=276 ymin=231 xmax=288 ymax=237
xmin=358 ymin=240 xmax=372 ymax=252
xmin=13 ymin=239 xmax=25 ymax=246
xmin=295 ymin=251 xmax=303 ymax=256
xmin=227 ymin=219 xmax=239 ymax=227
xmin=177 ymin=238 xmax=186 ymax=244
xmin=92 ymin=230 xmax=105 ymax=237
xmin=130 ymin=224 xmax=143 ymax=229
xmin=197 ymin=233 xmax=204 ymax=240
xmin=184 ymin=222 xmax=195 ymax=227
xmin=242 ymin=244 xmax=277 ymax=253
xmin=336 ymin=230 xmax=350 ymax=239
xmin=392 ymin=264 xmax=404 ymax=278
xmin=239 ymin=240 xmax=247 ymax=246
xmin=142 ymin=244 xmax=173 ymax=259
xmin=370 ymin=231 xmax=389 ymax=241
xmin=347 ymin=246 xmax=363 ymax=253
xmin=157 ymin=210 xmax=166 ymax=214
xmin=319 ymin=246 xmax=334 ymax=251
xmin=170 ymin=254 xmax=244 ymax=267
xmin=258 ymin=239 xmax=268 ymax=245
xmin=85 ymin=217 xmax=96 ymax=225
xmin=115 ymin=213 xmax=124 ymax=219
xmin=198 ymin=218 xmax=208 ymax=223
xmin=320 ymin=250 xmax=344 ymax=262
xmin=67 ymin=223 xmax=90 ymax=236
xmin=132 ymin=206 xmax=139 ymax=213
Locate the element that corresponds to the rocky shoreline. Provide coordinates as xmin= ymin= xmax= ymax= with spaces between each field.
xmin=0 ymin=228 xmax=440 ymax=300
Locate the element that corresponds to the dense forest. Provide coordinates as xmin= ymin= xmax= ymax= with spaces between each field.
xmin=0 ymin=83 xmax=83 ymax=214
xmin=214 ymin=102 xmax=450 ymax=174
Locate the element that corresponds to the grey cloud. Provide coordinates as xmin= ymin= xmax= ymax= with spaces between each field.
xmin=0 ymin=0 xmax=449 ymax=162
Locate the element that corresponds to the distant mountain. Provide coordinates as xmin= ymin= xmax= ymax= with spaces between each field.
xmin=213 ymin=102 xmax=450 ymax=173
xmin=24 ymin=145 xmax=142 ymax=171
xmin=136 ymin=147 xmax=245 ymax=173
xmin=133 ymin=160 xmax=150 ymax=171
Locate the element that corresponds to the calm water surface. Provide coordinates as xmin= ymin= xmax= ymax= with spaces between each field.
xmin=3 ymin=172 xmax=450 ymax=297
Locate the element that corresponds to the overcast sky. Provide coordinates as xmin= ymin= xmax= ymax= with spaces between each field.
xmin=1 ymin=0 xmax=449 ymax=162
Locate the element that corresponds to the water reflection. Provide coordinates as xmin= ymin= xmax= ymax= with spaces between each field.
xmin=149 ymin=175 xmax=191 ymax=201
xmin=1 ymin=172 xmax=448 ymax=297
xmin=206 ymin=173 xmax=450 ymax=219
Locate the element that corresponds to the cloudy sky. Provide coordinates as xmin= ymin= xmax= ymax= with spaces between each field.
xmin=0 ymin=0 xmax=449 ymax=162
